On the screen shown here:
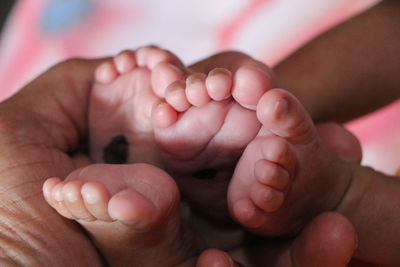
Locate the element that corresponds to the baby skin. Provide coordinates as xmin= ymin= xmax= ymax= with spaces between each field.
xmin=228 ymin=89 xmax=355 ymax=235
xmin=88 ymin=46 xmax=274 ymax=221
xmin=43 ymin=163 xmax=196 ymax=267
xmin=42 ymin=47 xmax=360 ymax=264
xmin=42 ymin=46 xmax=276 ymax=266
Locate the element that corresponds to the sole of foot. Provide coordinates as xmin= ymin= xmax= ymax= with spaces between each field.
xmin=228 ymin=89 xmax=354 ymax=235
xmin=43 ymin=163 xmax=195 ymax=267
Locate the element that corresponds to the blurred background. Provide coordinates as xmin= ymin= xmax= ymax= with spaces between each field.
xmin=0 ymin=0 xmax=398 ymax=176
xmin=0 ymin=1 xmax=13 ymax=32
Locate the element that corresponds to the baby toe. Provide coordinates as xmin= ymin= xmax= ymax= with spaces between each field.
xmin=81 ymin=181 xmax=112 ymax=221
xmin=43 ymin=177 xmax=62 ymax=203
xmin=108 ymin=188 xmax=156 ymax=229
xmin=250 ymin=183 xmax=284 ymax=213
xmin=152 ymin=62 xmax=185 ymax=97
xmin=254 ymin=159 xmax=290 ymax=191
xmin=257 ymin=89 xmax=317 ymax=145
xmin=113 ymin=50 xmax=137 ymax=74
xmin=205 ymin=68 xmax=233 ymax=101
xmin=136 ymin=46 xmax=183 ymax=69
xmin=186 ymin=73 xmax=211 ymax=107
xmin=62 ymin=180 xmax=95 ymax=222
xmin=232 ymin=66 xmax=273 ymax=110
xmin=151 ymin=100 xmax=178 ymax=128
xmin=260 ymin=136 xmax=296 ymax=172
xmin=165 ymin=81 xmax=191 ymax=112
xmin=49 ymin=181 xmax=75 ymax=219
xmin=232 ymin=198 xmax=267 ymax=229
xmin=95 ymin=60 xmax=119 ymax=84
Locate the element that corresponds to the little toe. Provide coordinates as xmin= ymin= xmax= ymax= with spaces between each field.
xmin=95 ymin=61 xmax=119 ymax=84
xmin=257 ymin=89 xmax=317 ymax=144
xmin=151 ymin=100 xmax=178 ymax=128
xmin=254 ymin=159 xmax=290 ymax=191
xmin=108 ymin=188 xmax=156 ymax=229
xmin=205 ymin=68 xmax=232 ymax=101
xmin=165 ymin=81 xmax=191 ymax=112
xmin=232 ymin=66 xmax=273 ymax=110
xmin=50 ymin=181 xmax=75 ymax=219
xmin=62 ymin=180 xmax=95 ymax=222
xmin=152 ymin=62 xmax=185 ymax=97
xmin=43 ymin=177 xmax=62 ymax=202
xmin=113 ymin=50 xmax=137 ymax=74
xmin=81 ymin=181 xmax=112 ymax=221
xmin=186 ymin=73 xmax=211 ymax=106
xmin=250 ymin=183 xmax=284 ymax=213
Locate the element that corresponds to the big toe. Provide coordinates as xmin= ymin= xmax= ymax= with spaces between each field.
xmin=232 ymin=66 xmax=273 ymax=110
xmin=256 ymin=88 xmax=317 ymax=145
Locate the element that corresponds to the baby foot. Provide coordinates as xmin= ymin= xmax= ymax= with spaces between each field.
xmin=89 ymin=46 xmax=274 ymax=222
xmin=151 ymin=66 xmax=273 ymax=221
xmin=89 ymin=46 xmax=185 ymax=164
xmin=152 ymin=64 xmax=273 ymax=128
xmin=228 ymin=89 xmax=354 ymax=235
xmin=43 ymin=163 xmax=195 ymax=267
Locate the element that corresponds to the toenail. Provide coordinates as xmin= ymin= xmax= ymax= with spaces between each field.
xmin=187 ymin=73 xmax=206 ymax=84
xmin=274 ymin=98 xmax=288 ymax=118
xmin=103 ymin=135 xmax=129 ymax=164
xmin=167 ymin=81 xmax=185 ymax=92
xmin=193 ymin=168 xmax=218 ymax=180
xmin=209 ymin=68 xmax=231 ymax=76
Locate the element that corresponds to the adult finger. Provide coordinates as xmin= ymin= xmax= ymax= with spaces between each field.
xmin=203 ymin=212 xmax=357 ymax=267
xmin=0 ymin=58 xmax=106 ymax=152
xmin=286 ymin=212 xmax=357 ymax=267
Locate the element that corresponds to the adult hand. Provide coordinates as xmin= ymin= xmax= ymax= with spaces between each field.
xmin=197 ymin=212 xmax=357 ymax=267
xmin=0 ymin=59 xmax=104 ymax=265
